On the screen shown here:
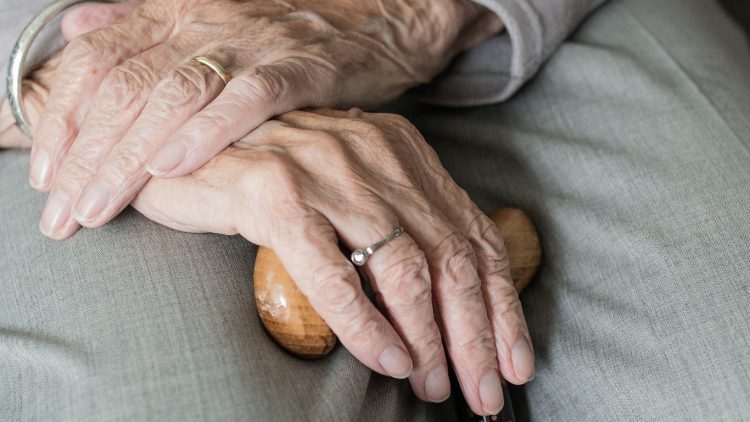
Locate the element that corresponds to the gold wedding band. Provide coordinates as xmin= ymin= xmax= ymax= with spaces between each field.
xmin=192 ymin=56 xmax=231 ymax=84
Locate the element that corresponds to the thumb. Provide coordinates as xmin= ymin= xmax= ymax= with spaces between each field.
xmin=0 ymin=100 xmax=33 ymax=149
xmin=0 ymin=54 xmax=62 ymax=149
xmin=61 ymin=0 xmax=142 ymax=40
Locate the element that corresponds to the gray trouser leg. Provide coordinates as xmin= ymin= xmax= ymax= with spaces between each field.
xmin=0 ymin=150 xmax=448 ymax=421
xmin=2 ymin=0 xmax=749 ymax=420
xmin=390 ymin=0 xmax=750 ymax=419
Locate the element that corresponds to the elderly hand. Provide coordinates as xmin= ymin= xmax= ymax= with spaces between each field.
xmin=2 ymin=62 xmax=532 ymax=417
xmin=138 ymin=109 xmax=536 ymax=415
xmin=26 ymin=0 xmax=503 ymax=239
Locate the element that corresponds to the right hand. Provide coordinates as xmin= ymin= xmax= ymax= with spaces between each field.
xmin=2 ymin=53 xmax=533 ymax=418
xmin=138 ymin=109 xmax=536 ymax=416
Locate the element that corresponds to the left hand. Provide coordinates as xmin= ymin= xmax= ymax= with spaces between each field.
xmin=26 ymin=0 xmax=503 ymax=240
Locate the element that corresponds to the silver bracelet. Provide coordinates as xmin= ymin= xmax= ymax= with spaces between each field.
xmin=6 ymin=0 xmax=123 ymax=139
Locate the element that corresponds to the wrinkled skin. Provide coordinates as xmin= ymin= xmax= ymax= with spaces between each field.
xmin=27 ymin=0 xmax=503 ymax=242
xmin=1 ymin=52 xmax=532 ymax=416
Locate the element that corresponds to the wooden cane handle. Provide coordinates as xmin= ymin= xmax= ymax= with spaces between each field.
xmin=253 ymin=208 xmax=542 ymax=359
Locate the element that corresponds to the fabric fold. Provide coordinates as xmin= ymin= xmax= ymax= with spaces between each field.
xmin=414 ymin=0 xmax=607 ymax=106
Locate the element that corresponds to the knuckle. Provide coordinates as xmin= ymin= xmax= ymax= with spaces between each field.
xmin=69 ymin=154 xmax=98 ymax=176
xmin=467 ymin=213 xmax=510 ymax=276
xmin=311 ymin=262 xmax=360 ymax=316
xmin=99 ymin=60 xmax=155 ymax=111
xmin=157 ymin=67 xmax=211 ymax=107
xmin=334 ymin=118 xmax=416 ymax=186
xmin=381 ymin=252 xmax=432 ymax=307
xmin=488 ymin=282 xmax=523 ymax=321
xmin=497 ymin=299 xmax=523 ymax=328
xmin=235 ymin=71 xmax=284 ymax=106
xmin=64 ymin=36 xmax=105 ymax=67
xmin=433 ymin=234 xmax=481 ymax=295
xmin=301 ymin=130 xmax=350 ymax=165
xmin=378 ymin=113 xmax=417 ymax=134
xmin=410 ymin=334 xmax=445 ymax=365
xmin=190 ymin=111 xmax=232 ymax=137
xmin=308 ymin=130 xmax=344 ymax=154
xmin=237 ymin=150 xmax=310 ymax=226
xmin=456 ymin=328 xmax=497 ymax=358
xmin=349 ymin=114 xmax=416 ymax=152
xmin=348 ymin=119 xmax=388 ymax=144
xmin=56 ymin=155 xmax=98 ymax=188
xmin=348 ymin=314 xmax=386 ymax=348
xmin=109 ymin=146 xmax=149 ymax=177
xmin=254 ymin=152 xmax=303 ymax=201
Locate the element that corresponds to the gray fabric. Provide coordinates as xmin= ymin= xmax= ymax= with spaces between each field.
xmin=0 ymin=155 xmax=446 ymax=421
xmin=2 ymin=0 xmax=750 ymax=421
xmin=417 ymin=0 xmax=607 ymax=105
xmin=396 ymin=0 xmax=750 ymax=419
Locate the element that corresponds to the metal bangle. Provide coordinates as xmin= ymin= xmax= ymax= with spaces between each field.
xmin=6 ymin=0 xmax=123 ymax=139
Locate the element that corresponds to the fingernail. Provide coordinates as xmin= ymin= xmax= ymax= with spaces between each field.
xmin=378 ymin=346 xmax=412 ymax=379
xmin=424 ymin=365 xmax=451 ymax=402
xmin=30 ymin=149 xmax=51 ymax=189
xmin=40 ymin=190 xmax=72 ymax=237
xmin=511 ymin=336 xmax=535 ymax=382
xmin=146 ymin=141 xmax=186 ymax=176
xmin=479 ymin=370 xmax=504 ymax=415
xmin=74 ymin=179 xmax=110 ymax=222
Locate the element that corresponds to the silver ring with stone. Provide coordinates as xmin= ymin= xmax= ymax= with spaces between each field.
xmin=350 ymin=227 xmax=405 ymax=267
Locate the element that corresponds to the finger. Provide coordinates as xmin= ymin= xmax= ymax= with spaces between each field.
xmin=358 ymin=231 xmax=450 ymax=403
xmin=271 ymin=211 xmax=414 ymax=380
xmin=30 ymin=9 xmax=172 ymax=191
xmin=272 ymin=111 xmax=504 ymax=414
xmin=383 ymin=194 xmax=501 ymax=415
xmin=71 ymin=58 xmax=226 ymax=226
xmin=329 ymin=201 xmax=450 ymax=403
xmin=438 ymin=191 xmax=534 ymax=385
xmin=380 ymin=119 xmax=515 ymax=412
xmin=38 ymin=191 xmax=83 ymax=240
xmin=0 ymin=57 xmax=59 ymax=149
xmin=61 ymin=0 xmax=142 ymax=40
xmin=235 ymin=123 xmax=448 ymax=399
xmin=359 ymin=178 xmax=503 ymax=414
xmin=38 ymin=37 xmax=191 ymax=238
xmin=391 ymin=116 xmax=534 ymax=384
xmin=131 ymin=147 xmax=250 ymax=235
xmin=146 ymin=57 xmax=334 ymax=178
xmin=425 ymin=219 xmax=505 ymax=414
xmin=141 ymin=137 xmax=413 ymax=379
xmin=1 ymin=99 xmax=33 ymax=149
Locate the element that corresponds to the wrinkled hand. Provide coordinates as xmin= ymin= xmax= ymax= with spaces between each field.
xmin=2 ymin=59 xmax=532 ymax=417
xmin=138 ymin=109 xmax=536 ymax=415
xmin=27 ymin=0 xmax=502 ymax=240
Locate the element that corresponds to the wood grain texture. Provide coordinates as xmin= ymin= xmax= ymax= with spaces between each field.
xmin=254 ymin=248 xmax=337 ymax=359
xmin=254 ymin=208 xmax=542 ymax=359
xmin=489 ymin=208 xmax=542 ymax=293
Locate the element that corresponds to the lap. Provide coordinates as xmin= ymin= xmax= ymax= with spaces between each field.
xmin=390 ymin=0 xmax=750 ymax=419
xmin=2 ymin=0 xmax=749 ymax=420
xmin=0 ymin=150 xmax=442 ymax=421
